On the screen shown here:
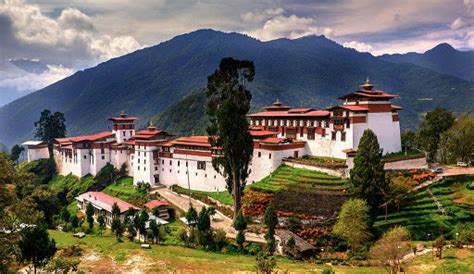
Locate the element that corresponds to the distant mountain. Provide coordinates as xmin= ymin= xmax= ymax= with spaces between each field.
xmin=0 ymin=87 xmax=32 ymax=107
xmin=10 ymin=59 xmax=49 ymax=74
xmin=1 ymin=29 xmax=474 ymax=147
xmin=379 ymin=43 xmax=474 ymax=82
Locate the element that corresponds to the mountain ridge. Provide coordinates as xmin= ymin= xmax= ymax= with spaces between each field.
xmin=1 ymin=29 xmax=474 ymax=147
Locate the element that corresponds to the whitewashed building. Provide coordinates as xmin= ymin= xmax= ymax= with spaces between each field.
xmin=24 ymin=80 xmax=402 ymax=192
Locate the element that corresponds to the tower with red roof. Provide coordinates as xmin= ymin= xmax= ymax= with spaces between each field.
xmin=109 ymin=111 xmax=139 ymax=143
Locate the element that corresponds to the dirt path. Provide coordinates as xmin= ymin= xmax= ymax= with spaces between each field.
xmin=153 ymin=187 xmax=266 ymax=244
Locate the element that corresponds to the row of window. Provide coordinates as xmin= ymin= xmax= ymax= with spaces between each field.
xmin=331 ymin=132 xmax=346 ymax=141
xmin=251 ymin=119 xmax=330 ymax=128
xmin=159 ymin=159 xmax=207 ymax=170
xmin=256 ymin=152 xmax=272 ymax=159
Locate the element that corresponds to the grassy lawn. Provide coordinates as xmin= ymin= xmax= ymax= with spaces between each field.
xmin=405 ymin=247 xmax=474 ymax=273
xmin=49 ymin=229 xmax=390 ymax=273
xmin=172 ymin=185 xmax=233 ymax=206
xmin=102 ymin=176 xmax=148 ymax=206
xmin=249 ymin=165 xmax=348 ymax=193
xmin=382 ymin=150 xmax=425 ymax=162
xmin=375 ymin=176 xmax=474 ymax=240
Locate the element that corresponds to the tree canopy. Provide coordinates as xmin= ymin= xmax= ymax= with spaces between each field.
xmin=416 ymin=107 xmax=455 ymax=161
xmin=18 ymin=226 xmax=57 ymax=274
xmin=369 ymin=226 xmax=411 ymax=273
xmin=439 ymin=114 xmax=474 ymax=164
xmin=206 ymin=57 xmax=255 ymax=218
xmin=333 ymin=198 xmax=372 ymax=253
xmin=349 ymin=129 xmax=388 ymax=217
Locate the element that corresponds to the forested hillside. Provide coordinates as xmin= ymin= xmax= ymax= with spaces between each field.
xmin=1 ymin=29 xmax=474 ymax=146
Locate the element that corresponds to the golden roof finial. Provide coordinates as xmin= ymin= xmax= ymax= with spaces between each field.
xmin=361 ymin=77 xmax=374 ymax=91
xmin=120 ymin=110 xmax=127 ymax=117
xmin=148 ymin=120 xmax=156 ymax=130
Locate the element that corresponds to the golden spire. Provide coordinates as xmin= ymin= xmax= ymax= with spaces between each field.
xmin=148 ymin=120 xmax=156 ymax=130
xmin=120 ymin=110 xmax=127 ymax=117
xmin=361 ymin=77 xmax=374 ymax=91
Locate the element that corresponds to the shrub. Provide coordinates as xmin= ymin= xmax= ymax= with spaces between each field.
xmin=287 ymin=216 xmax=301 ymax=232
xmin=255 ymin=252 xmax=276 ymax=274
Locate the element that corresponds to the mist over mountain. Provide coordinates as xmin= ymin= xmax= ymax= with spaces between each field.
xmin=379 ymin=43 xmax=474 ymax=82
xmin=1 ymin=29 xmax=474 ymax=147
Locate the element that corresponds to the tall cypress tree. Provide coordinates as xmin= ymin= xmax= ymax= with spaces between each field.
xmin=206 ymin=57 xmax=255 ymax=220
xmin=349 ymin=129 xmax=388 ymax=218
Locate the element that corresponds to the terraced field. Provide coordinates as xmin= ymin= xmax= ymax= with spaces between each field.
xmin=248 ymin=165 xmax=349 ymax=218
xmin=249 ymin=165 xmax=348 ymax=193
xmin=375 ymin=176 xmax=474 ymax=240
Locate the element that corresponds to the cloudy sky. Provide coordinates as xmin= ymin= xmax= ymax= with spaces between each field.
xmin=1 ymin=0 xmax=473 ymax=105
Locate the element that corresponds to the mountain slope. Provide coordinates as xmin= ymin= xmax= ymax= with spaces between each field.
xmin=1 ymin=30 xmax=474 ymax=147
xmin=379 ymin=43 xmax=474 ymax=82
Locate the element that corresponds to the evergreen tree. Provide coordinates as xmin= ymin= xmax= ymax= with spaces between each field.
xmin=34 ymin=109 xmax=66 ymax=159
xmin=18 ymin=226 xmax=57 ymax=274
xmin=97 ymin=215 xmax=105 ymax=235
xmin=233 ymin=210 xmax=247 ymax=250
xmin=85 ymin=203 xmax=94 ymax=230
xmin=264 ymin=203 xmax=278 ymax=254
xmin=69 ymin=215 xmax=79 ymax=232
xmin=349 ymin=129 xmax=388 ymax=218
xmin=149 ymin=220 xmax=160 ymax=244
xmin=60 ymin=207 xmax=70 ymax=223
xmin=127 ymin=223 xmax=137 ymax=242
xmin=206 ymin=57 xmax=255 ymax=220
xmin=186 ymin=206 xmax=198 ymax=225
xmin=9 ymin=144 xmax=24 ymax=164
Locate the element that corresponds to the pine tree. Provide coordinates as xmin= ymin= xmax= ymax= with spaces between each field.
xmin=206 ymin=57 xmax=255 ymax=220
xmin=18 ymin=226 xmax=57 ymax=274
xmin=233 ymin=210 xmax=247 ymax=250
xmin=349 ymin=129 xmax=388 ymax=218
xmin=264 ymin=203 xmax=278 ymax=254
xmin=85 ymin=203 xmax=94 ymax=230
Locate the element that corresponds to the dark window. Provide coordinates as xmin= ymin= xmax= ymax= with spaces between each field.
xmin=161 ymin=159 xmax=164 ymax=164
xmin=101 ymin=155 xmax=105 ymax=160
xmin=258 ymin=152 xmax=261 ymax=157
xmin=269 ymin=153 xmax=272 ymax=159
xmin=341 ymin=132 xmax=346 ymax=142
xmin=123 ymin=131 xmax=126 ymax=136
xmin=130 ymin=130 xmax=133 ymax=136
xmin=307 ymin=128 xmax=315 ymax=140
xmin=138 ymin=166 xmax=140 ymax=170
xmin=170 ymin=160 xmax=172 ymax=165
xmin=331 ymin=132 xmax=337 ymax=140
xmin=83 ymin=155 xmax=86 ymax=159
xmin=346 ymin=119 xmax=350 ymax=128
xmin=155 ymin=166 xmax=158 ymax=171
xmin=178 ymin=161 xmax=180 ymax=167
xmin=197 ymin=161 xmax=206 ymax=170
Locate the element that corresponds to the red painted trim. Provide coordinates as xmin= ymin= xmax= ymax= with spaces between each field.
xmin=351 ymin=117 xmax=367 ymax=123
xmin=258 ymin=143 xmax=305 ymax=151
xmin=392 ymin=115 xmax=400 ymax=122
xmin=357 ymin=104 xmax=392 ymax=112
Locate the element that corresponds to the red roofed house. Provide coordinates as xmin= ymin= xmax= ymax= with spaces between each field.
xmin=76 ymin=191 xmax=139 ymax=226
xmin=144 ymin=200 xmax=170 ymax=219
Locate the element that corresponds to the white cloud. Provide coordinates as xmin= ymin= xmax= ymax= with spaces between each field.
xmin=0 ymin=64 xmax=73 ymax=92
xmin=343 ymin=41 xmax=373 ymax=52
xmin=450 ymin=17 xmax=467 ymax=29
xmin=240 ymin=8 xmax=284 ymax=23
xmin=246 ymin=14 xmax=333 ymax=41
xmin=0 ymin=1 xmax=142 ymax=66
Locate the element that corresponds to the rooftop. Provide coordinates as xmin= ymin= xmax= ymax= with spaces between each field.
xmin=76 ymin=191 xmax=139 ymax=213
xmin=55 ymin=131 xmax=114 ymax=144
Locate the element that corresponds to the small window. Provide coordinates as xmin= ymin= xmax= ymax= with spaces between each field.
xmin=138 ymin=166 xmax=140 ymax=171
xmin=205 ymin=174 xmax=207 ymax=178
xmin=170 ymin=169 xmax=172 ymax=172
xmin=138 ymin=151 xmax=140 ymax=156
xmin=138 ymin=159 xmax=140 ymax=164
xmin=155 ymin=166 xmax=158 ymax=171
xmin=123 ymin=131 xmax=126 ymax=136
xmin=101 ymin=156 xmax=105 ymax=160
xmin=341 ymin=132 xmax=346 ymax=142
xmin=258 ymin=152 xmax=261 ymax=158
xmin=178 ymin=161 xmax=180 ymax=167
xmin=83 ymin=155 xmax=86 ymax=159
xmin=162 ymin=160 xmax=164 ymax=164
xmin=144 ymin=160 xmax=146 ymax=164
xmin=332 ymin=132 xmax=337 ymax=141
xmin=269 ymin=153 xmax=272 ymax=159
xmin=214 ymin=175 xmax=216 ymax=179
xmin=186 ymin=161 xmax=188 ymax=167
xmin=197 ymin=161 xmax=206 ymax=170
xmin=170 ymin=160 xmax=172 ymax=165
xmin=144 ymin=167 xmax=146 ymax=171
xmin=129 ymin=130 xmax=133 ymax=136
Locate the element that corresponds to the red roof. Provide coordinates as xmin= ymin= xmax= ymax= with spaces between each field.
xmin=248 ymin=110 xmax=330 ymax=118
xmin=338 ymin=90 xmax=397 ymax=100
xmin=76 ymin=192 xmax=139 ymax=213
xmin=172 ymin=136 xmax=212 ymax=147
xmin=109 ymin=116 xmax=139 ymax=121
xmin=144 ymin=200 xmax=169 ymax=209
xmin=56 ymin=131 xmax=114 ymax=144
xmin=260 ymin=137 xmax=285 ymax=144
xmin=249 ymin=129 xmax=278 ymax=137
